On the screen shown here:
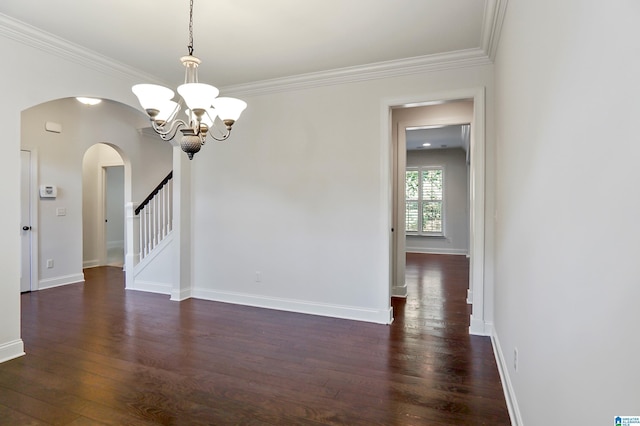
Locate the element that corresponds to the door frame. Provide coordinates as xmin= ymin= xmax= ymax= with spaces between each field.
xmin=382 ymin=87 xmax=488 ymax=335
xmin=98 ymin=163 xmax=125 ymax=266
xmin=102 ymin=164 xmax=125 ymax=267
xmin=20 ymin=148 xmax=39 ymax=292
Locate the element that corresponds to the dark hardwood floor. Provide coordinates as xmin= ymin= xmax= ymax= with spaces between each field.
xmin=0 ymin=254 xmax=510 ymax=425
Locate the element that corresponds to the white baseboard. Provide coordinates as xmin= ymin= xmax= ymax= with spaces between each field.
xmin=38 ymin=273 xmax=84 ymax=290
xmin=171 ymin=287 xmax=192 ymax=302
xmin=469 ymin=315 xmax=493 ymax=336
xmin=126 ymin=280 xmax=171 ymax=295
xmin=405 ymin=248 xmax=468 ymax=255
xmin=491 ymin=331 xmax=523 ymax=426
xmin=0 ymin=339 xmax=25 ymax=363
xmin=392 ymin=283 xmax=408 ymax=298
xmin=83 ymin=259 xmax=101 ymax=268
xmin=190 ymin=288 xmax=393 ymax=324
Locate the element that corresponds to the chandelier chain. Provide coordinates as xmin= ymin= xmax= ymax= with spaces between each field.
xmin=188 ymin=0 xmax=194 ymax=55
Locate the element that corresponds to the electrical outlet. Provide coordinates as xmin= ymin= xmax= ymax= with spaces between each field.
xmin=514 ymin=347 xmax=519 ymax=372
xmin=255 ymin=271 xmax=261 ymax=282
xmin=46 ymin=259 xmax=54 ymax=268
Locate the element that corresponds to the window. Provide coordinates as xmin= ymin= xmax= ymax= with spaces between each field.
xmin=405 ymin=167 xmax=443 ymax=235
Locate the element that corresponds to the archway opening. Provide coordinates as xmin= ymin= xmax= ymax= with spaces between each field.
xmin=82 ymin=143 xmax=125 ymax=269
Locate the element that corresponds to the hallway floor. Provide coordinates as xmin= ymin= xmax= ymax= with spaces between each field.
xmin=0 ymin=254 xmax=509 ymax=425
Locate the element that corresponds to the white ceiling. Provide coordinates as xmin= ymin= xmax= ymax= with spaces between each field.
xmin=0 ymin=0 xmax=502 ymax=89
xmin=406 ymin=125 xmax=468 ymax=151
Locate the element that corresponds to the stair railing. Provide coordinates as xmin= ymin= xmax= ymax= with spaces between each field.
xmin=135 ymin=171 xmax=173 ymax=261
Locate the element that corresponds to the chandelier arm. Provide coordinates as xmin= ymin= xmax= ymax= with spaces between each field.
xmin=151 ymin=118 xmax=189 ymax=141
xmin=206 ymin=127 xmax=231 ymax=142
xmin=203 ymin=109 xmax=216 ymax=126
xmin=166 ymin=99 xmax=183 ymax=124
xmin=203 ymin=113 xmax=232 ymax=140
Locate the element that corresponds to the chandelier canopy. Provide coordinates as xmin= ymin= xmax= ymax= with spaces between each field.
xmin=132 ymin=0 xmax=247 ymax=160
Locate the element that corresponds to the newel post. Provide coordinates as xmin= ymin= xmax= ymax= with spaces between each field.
xmin=125 ymin=202 xmax=140 ymax=289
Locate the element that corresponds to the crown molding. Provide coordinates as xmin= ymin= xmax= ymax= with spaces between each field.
xmin=221 ymin=48 xmax=492 ymax=97
xmin=0 ymin=12 xmax=165 ymax=86
xmin=481 ymin=0 xmax=509 ymax=61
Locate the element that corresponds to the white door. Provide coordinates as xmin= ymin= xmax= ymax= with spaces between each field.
xmin=20 ymin=150 xmax=32 ymax=292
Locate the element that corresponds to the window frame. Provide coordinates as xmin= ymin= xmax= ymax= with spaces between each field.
xmin=405 ymin=166 xmax=445 ymax=237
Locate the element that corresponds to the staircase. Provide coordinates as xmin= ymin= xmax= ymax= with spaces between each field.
xmin=125 ymin=171 xmax=175 ymax=294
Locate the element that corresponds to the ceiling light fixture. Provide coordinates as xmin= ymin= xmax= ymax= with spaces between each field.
xmin=131 ymin=0 xmax=247 ymax=160
xmin=422 ymin=143 xmax=431 ymax=147
xmin=76 ymin=97 xmax=102 ymax=106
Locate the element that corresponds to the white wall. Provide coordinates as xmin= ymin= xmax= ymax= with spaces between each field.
xmin=493 ymin=0 xmax=640 ymax=423
xmin=189 ymin=66 xmax=495 ymax=324
xmin=406 ymin=148 xmax=468 ymax=255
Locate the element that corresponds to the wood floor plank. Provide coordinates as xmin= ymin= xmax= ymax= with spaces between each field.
xmin=0 ymin=402 xmax=50 ymax=425
xmin=0 ymin=254 xmax=510 ymax=424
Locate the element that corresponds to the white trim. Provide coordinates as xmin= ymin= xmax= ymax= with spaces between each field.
xmin=392 ymin=283 xmax=408 ymax=298
xmin=481 ymin=0 xmax=510 ymax=61
xmin=405 ymin=248 xmax=468 ymax=256
xmin=38 ymin=273 xmax=84 ymax=290
xmin=491 ymin=331 xmax=524 ymax=426
xmin=171 ymin=287 xmax=192 ymax=302
xmin=97 ymin=166 xmax=107 ymax=266
xmin=191 ymin=288 xmax=394 ymax=325
xmin=128 ymin=281 xmax=171 ymax=295
xmin=468 ymin=88 xmax=487 ymax=336
xmin=20 ymin=148 xmax=39 ymax=291
xmin=0 ymin=13 xmax=166 ymax=85
xmin=467 ymin=289 xmax=473 ymax=304
xmin=83 ymin=259 xmax=101 ymax=268
xmin=469 ymin=318 xmax=493 ymax=337
xmin=0 ymin=339 xmax=25 ymax=363
xmin=224 ymin=49 xmax=492 ymax=97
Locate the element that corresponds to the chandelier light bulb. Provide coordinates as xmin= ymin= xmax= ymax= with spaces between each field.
xmin=76 ymin=97 xmax=102 ymax=106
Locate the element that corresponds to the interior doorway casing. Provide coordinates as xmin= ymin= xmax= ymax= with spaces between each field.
xmin=20 ymin=149 xmax=39 ymax=292
xmin=382 ymin=87 xmax=488 ymax=336
xmin=103 ymin=165 xmax=125 ymax=267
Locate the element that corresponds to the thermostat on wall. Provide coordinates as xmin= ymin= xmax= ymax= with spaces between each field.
xmin=39 ymin=185 xmax=57 ymax=198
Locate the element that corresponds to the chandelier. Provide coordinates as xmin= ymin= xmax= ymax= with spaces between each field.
xmin=132 ymin=0 xmax=247 ymax=160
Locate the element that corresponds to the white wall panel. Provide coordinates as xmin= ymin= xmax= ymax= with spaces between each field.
xmin=494 ymin=0 xmax=640 ymax=423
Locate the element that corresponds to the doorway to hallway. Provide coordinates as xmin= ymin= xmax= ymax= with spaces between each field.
xmin=384 ymin=87 xmax=488 ymax=335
